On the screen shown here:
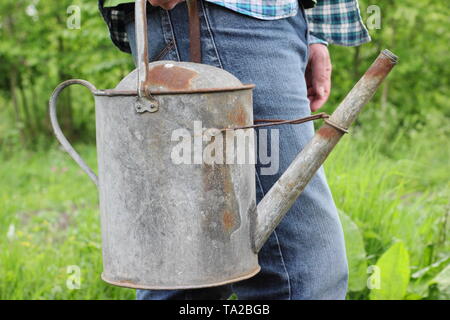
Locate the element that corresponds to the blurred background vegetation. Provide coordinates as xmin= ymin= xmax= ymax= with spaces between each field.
xmin=0 ymin=0 xmax=448 ymax=300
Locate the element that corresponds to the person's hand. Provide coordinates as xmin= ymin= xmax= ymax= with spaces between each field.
xmin=148 ymin=0 xmax=184 ymax=10
xmin=305 ymin=44 xmax=332 ymax=112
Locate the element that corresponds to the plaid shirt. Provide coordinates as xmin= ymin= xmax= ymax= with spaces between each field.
xmin=99 ymin=0 xmax=370 ymax=53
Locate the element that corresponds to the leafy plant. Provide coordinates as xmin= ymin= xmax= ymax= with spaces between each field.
xmin=369 ymin=242 xmax=410 ymax=300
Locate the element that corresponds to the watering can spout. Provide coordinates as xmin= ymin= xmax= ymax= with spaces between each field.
xmin=253 ymin=50 xmax=398 ymax=252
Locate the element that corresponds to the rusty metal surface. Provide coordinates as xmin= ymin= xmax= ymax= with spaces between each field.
xmin=94 ymin=88 xmax=259 ymax=288
xmin=50 ymin=72 xmax=259 ymax=289
xmin=253 ymin=50 xmax=398 ymax=252
xmin=51 ymin=0 xmax=260 ymax=291
xmin=52 ymin=88 xmax=260 ymax=288
xmin=327 ymin=49 xmax=398 ymax=129
xmin=115 ymin=60 xmax=251 ymax=93
xmin=148 ymin=64 xmax=198 ymax=90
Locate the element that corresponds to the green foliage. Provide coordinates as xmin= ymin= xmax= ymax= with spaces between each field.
xmin=325 ymin=0 xmax=450 ymax=157
xmin=369 ymin=242 xmax=410 ymax=300
xmin=0 ymin=146 xmax=134 ymax=299
xmin=0 ymin=0 xmax=133 ymax=152
xmin=327 ymin=126 xmax=449 ymax=300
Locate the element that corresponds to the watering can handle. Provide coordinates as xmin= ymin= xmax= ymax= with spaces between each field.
xmin=135 ymin=0 xmax=201 ymax=101
xmin=49 ymin=79 xmax=99 ymax=187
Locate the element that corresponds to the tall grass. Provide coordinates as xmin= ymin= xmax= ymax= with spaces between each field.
xmin=0 ymin=146 xmax=134 ymax=299
xmin=327 ymin=133 xmax=448 ymax=267
xmin=325 ymin=118 xmax=449 ymax=299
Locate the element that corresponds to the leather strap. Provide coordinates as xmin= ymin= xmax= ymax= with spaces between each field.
xmin=186 ymin=0 xmax=202 ymax=63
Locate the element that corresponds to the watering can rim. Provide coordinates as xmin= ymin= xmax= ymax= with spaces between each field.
xmin=93 ymin=60 xmax=255 ymax=96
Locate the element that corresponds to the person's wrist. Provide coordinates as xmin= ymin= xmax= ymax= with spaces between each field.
xmin=308 ymin=33 xmax=328 ymax=46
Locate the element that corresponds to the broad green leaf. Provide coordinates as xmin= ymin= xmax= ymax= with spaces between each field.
xmin=370 ymin=242 xmax=410 ymax=300
xmin=338 ymin=210 xmax=367 ymax=292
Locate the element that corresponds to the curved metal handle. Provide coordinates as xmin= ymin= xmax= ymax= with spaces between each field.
xmin=49 ymin=79 xmax=99 ymax=186
xmin=135 ymin=0 xmax=159 ymax=111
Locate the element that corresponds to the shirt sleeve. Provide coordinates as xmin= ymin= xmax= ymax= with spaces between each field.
xmin=305 ymin=0 xmax=371 ymax=47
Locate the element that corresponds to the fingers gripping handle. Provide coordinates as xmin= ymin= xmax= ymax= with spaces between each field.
xmin=49 ymin=79 xmax=99 ymax=186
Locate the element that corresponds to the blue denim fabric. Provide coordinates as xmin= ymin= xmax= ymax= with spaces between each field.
xmin=124 ymin=1 xmax=348 ymax=300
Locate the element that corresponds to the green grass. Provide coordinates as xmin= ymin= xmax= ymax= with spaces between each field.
xmin=325 ymin=126 xmax=449 ymax=299
xmin=328 ymin=132 xmax=449 ymax=268
xmin=0 ymin=146 xmax=134 ymax=299
xmin=0 ymin=123 xmax=448 ymax=300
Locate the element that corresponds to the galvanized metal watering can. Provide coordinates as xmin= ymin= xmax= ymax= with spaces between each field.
xmin=49 ymin=0 xmax=398 ymax=289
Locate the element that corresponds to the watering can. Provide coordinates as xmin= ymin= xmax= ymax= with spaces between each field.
xmin=49 ymin=0 xmax=398 ymax=289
